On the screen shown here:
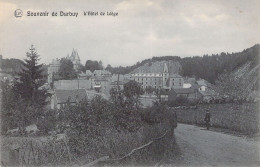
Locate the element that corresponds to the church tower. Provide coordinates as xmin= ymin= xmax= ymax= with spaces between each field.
xmin=162 ymin=63 xmax=169 ymax=87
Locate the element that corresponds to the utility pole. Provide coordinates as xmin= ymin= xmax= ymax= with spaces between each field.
xmin=117 ymin=73 xmax=120 ymax=90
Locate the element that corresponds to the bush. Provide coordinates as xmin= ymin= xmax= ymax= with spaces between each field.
xmin=54 ymin=97 xmax=177 ymax=165
xmin=168 ymin=96 xmax=198 ymax=107
xmin=37 ymin=109 xmax=57 ymax=135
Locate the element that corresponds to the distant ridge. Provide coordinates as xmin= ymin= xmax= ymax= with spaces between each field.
xmin=109 ymin=44 xmax=259 ymax=84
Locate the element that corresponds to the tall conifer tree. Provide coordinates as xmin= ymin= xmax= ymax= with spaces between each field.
xmin=16 ymin=45 xmax=46 ymax=106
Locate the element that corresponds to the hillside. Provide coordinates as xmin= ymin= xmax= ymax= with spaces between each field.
xmin=131 ymin=60 xmax=182 ymax=74
xmin=0 ymin=58 xmax=23 ymax=73
xmin=0 ymin=57 xmax=48 ymax=78
xmin=216 ymin=61 xmax=259 ymax=99
xmin=108 ymin=44 xmax=259 ymax=84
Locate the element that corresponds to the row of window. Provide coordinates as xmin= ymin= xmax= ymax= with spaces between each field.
xmin=133 ymin=78 xmax=162 ymax=81
xmin=141 ymin=85 xmax=161 ymax=89
xmin=132 ymin=73 xmax=162 ymax=77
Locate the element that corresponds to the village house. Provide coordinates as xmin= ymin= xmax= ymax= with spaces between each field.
xmin=92 ymin=69 xmax=112 ymax=77
xmin=168 ymin=87 xmax=202 ymax=103
xmin=51 ymin=89 xmax=87 ymax=109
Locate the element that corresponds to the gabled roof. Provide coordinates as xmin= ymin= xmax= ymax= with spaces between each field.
xmin=199 ymin=89 xmax=219 ymax=97
xmin=93 ymin=76 xmax=108 ymax=81
xmin=173 ymin=88 xmax=196 ymax=94
xmin=197 ymin=79 xmax=208 ymax=87
xmin=169 ymin=73 xmax=182 ymax=78
xmin=110 ymin=81 xmax=125 ymax=85
xmin=93 ymin=70 xmax=111 ymax=76
xmin=85 ymin=70 xmax=92 ymax=75
xmin=55 ymin=89 xmax=87 ymax=104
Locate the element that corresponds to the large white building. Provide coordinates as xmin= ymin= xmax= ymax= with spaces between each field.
xmin=130 ymin=63 xmax=183 ymax=91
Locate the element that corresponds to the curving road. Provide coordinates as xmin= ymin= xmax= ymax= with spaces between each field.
xmin=166 ymin=124 xmax=260 ymax=166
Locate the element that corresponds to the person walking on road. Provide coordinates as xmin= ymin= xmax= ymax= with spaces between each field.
xmin=204 ymin=109 xmax=211 ymax=130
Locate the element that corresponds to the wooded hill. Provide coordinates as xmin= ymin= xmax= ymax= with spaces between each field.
xmin=108 ymin=44 xmax=259 ymax=84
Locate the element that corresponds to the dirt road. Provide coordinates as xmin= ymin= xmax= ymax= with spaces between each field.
xmin=166 ymin=124 xmax=260 ymax=166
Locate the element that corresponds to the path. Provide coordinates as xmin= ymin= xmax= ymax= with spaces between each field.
xmin=166 ymin=124 xmax=260 ymax=166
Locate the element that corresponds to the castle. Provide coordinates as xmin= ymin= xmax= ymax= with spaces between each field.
xmin=47 ymin=49 xmax=81 ymax=83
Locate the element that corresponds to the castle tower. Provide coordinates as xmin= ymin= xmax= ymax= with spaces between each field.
xmin=70 ymin=49 xmax=80 ymax=71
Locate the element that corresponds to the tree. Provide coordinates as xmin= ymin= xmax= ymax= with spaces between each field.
xmin=77 ymin=64 xmax=86 ymax=73
xmin=98 ymin=60 xmax=104 ymax=70
xmin=123 ymin=80 xmax=144 ymax=110
xmin=105 ymin=64 xmax=113 ymax=72
xmin=109 ymin=86 xmax=125 ymax=107
xmin=57 ymin=58 xmax=77 ymax=80
xmin=145 ymin=86 xmax=155 ymax=95
xmin=2 ymin=45 xmax=47 ymax=132
xmin=16 ymin=45 xmax=46 ymax=105
xmin=85 ymin=60 xmax=103 ymax=72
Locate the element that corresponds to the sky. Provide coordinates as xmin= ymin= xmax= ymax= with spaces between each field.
xmin=0 ymin=0 xmax=259 ymax=67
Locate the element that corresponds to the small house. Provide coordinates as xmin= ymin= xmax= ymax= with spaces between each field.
xmin=168 ymin=88 xmax=202 ymax=103
xmin=51 ymin=89 xmax=87 ymax=109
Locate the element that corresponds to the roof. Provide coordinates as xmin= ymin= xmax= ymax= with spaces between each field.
xmin=184 ymin=77 xmax=196 ymax=83
xmin=93 ymin=70 xmax=111 ymax=76
xmin=196 ymin=79 xmax=208 ymax=87
xmin=111 ymin=81 xmax=125 ymax=85
xmin=85 ymin=70 xmax=92 ymax=75
xmin=190 ymin=83 xmax=200 ymax=89
xmin=55 ymin=89 xmax=87 ymax=104
xmin=173 ymin=88 xmax=196 ymax=94
xmin=199 ymin=89 xmax=219 ymax=97
xmin=169 ymin=73 xmax=182 ymax=78
xmin=92 ymin=76 xmax=108 ymax=81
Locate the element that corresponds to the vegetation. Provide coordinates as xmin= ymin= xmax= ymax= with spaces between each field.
xmin=123 ymin=80 xmax=144 ymax=110
xmin=174 ymin=103 xmax=259 ymax=134
xmin=15 ymin=45 xmax=46 ymax=104
xmin=106 ymin=44 xmax=259 ymax=84
xmin=56 ymin=58 xmax=77 ymax=80
xmin=216 ymin=61 xmax=259 ymax=100
xmin=1 ymin=45 xmax=47 ymax=134
xmin=84 ymin=60 xmax=103 ymax=72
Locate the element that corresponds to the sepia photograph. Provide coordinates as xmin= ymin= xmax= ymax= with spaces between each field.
xmin=0 ymin=0 xmax=259 ymax=166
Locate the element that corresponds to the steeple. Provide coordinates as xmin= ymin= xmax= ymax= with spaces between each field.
xmin=163 ymin=63 xmax=168 ymax=73
xmin=71 ymin=48 xmax=80 ymax=61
